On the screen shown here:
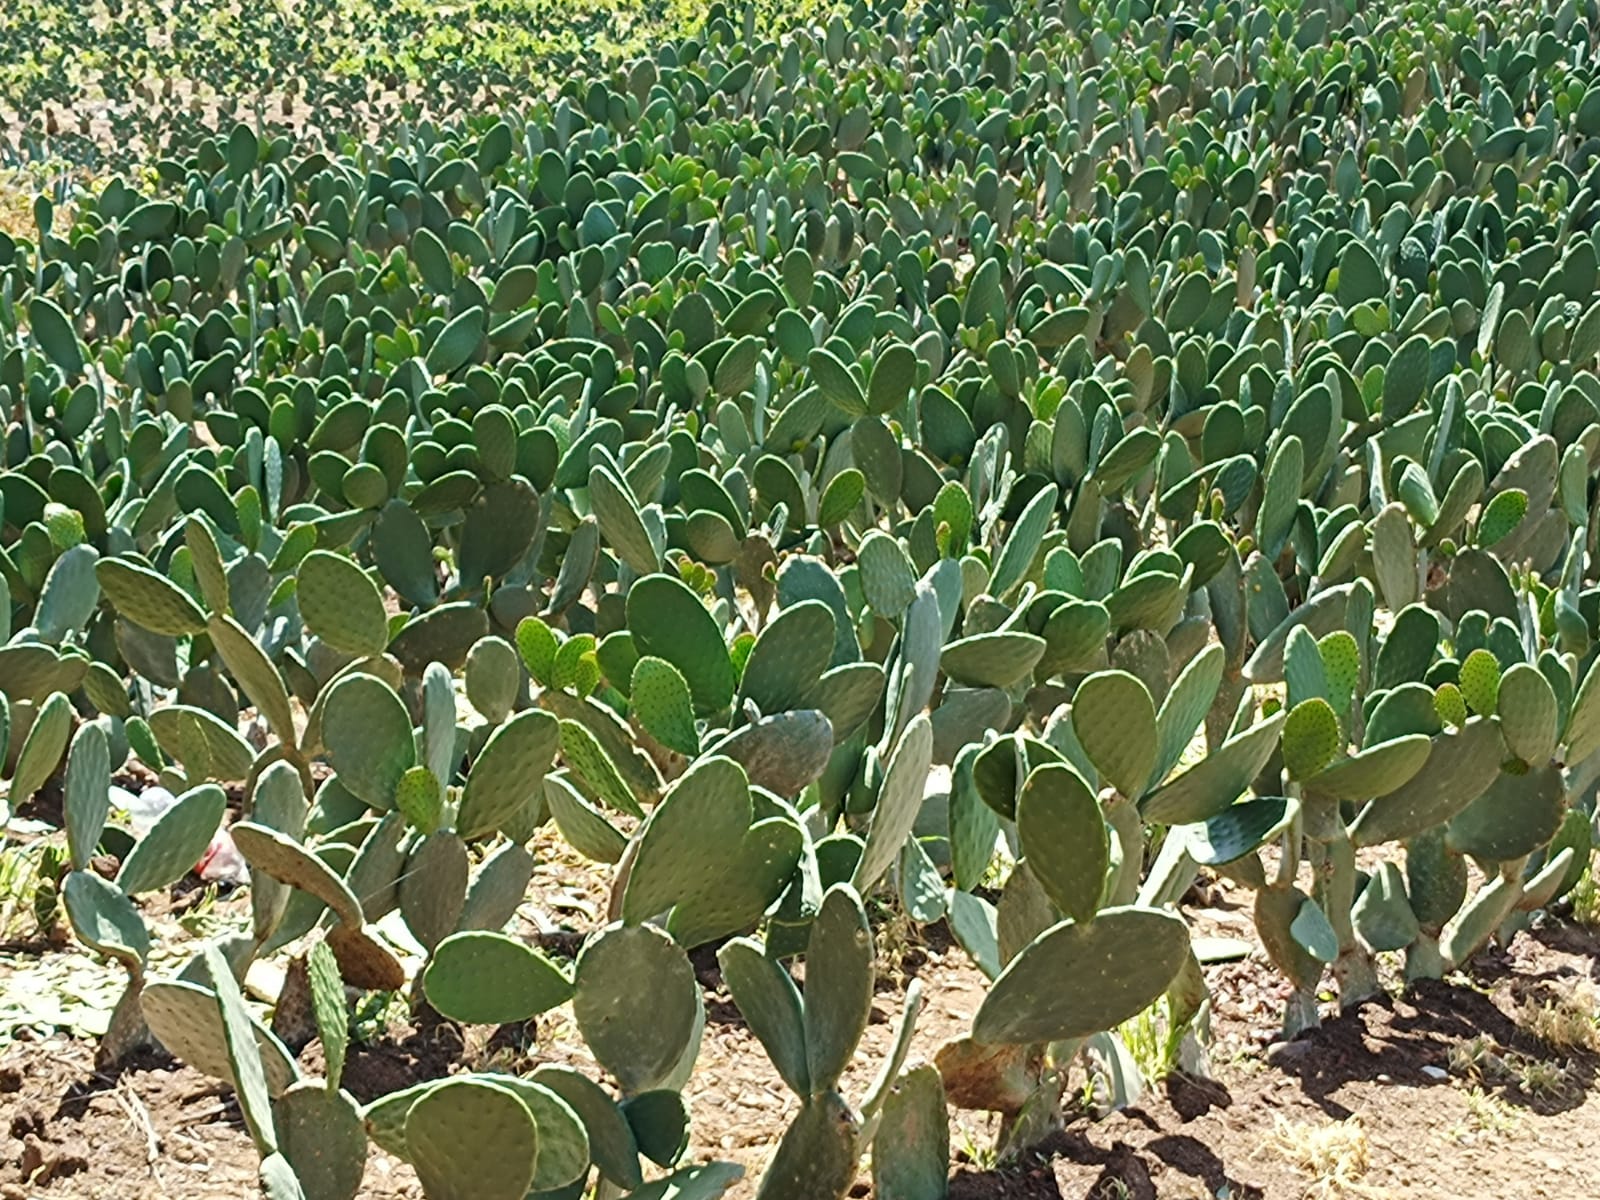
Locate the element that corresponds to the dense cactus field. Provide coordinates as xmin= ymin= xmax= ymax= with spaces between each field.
xmin=2 ymin=0 xmax=1600 ymax=1196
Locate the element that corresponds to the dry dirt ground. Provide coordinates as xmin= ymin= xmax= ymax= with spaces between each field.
xmin=1 ymin=851 xmax=1597 ymax=1200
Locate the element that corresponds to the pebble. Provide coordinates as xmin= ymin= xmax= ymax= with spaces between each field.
xmin=1420 ymin=1065 xmax=1449 ymax=1080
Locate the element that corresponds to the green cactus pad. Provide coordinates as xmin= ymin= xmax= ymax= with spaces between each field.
xmin=528 ymin=1065 xmax=643 ymax=1189
xmin=972 ymin=907 xmax=1189 ymax=1045
xmin=1072 ymin=671 xmax=1156 ymax=798
xmin=631 ymin=655 xmax=699 ymax=756
xmin=627 ymin=574 xmax=735 ymax=715
xmin=590 ymin=462 xmax=661 ymax=577
xmin=739 ymin=600 xmax=836 ymax=714
xmin=371 ymin=499 xmax=439 ymax=608
xmin=1365 ymin=683 xmax=1444 ymax=744
xmin=116 ymin=784 xmax=226 ymax=895
xmin=405 ymin=1078 xmax=538 ymax=1200
xmin=1443 ymin=875 xmax=1520 ymax=970
xmin=852 ymin=713 xmax=934 ymax=895
xmin=394 ymin=766 xmax=443 ymax=835
xmin=621 ymin=1089 xmax=690 ymax=1167
xmin=857 ymin=531 xmax=919 ymax=619
xmin=344 ymin=812 xmax=407 ymax=924
xmin=1253 ymin=885 xmax=1325 ymax=991
xmin=1037 ymin=598 xmax=1111 ymax=677
xmin=1187 ymin=797 xmax=1295 ymax=866
xmin=458 ymin=708 xmax=561 ymax=839
xmin=457 ymin=842 xmax=535 ymax=933
xmin=545 ymin=774 xmax=628 ymax=863
xmin=675 ymin=814 xmax=804 ymax=951
xmin=321 ymin=673 xmax=416 ymax=809
xmin=708 ymin=710 xmax=835 ymax=797
xmin=231 ymin=822 xmax=364 ymax=928
xmin=306 ymin=940 xmax=347 ymax=1092
xmin=34 ymin=543 xmax=99 ymax=642
xmin=633 ymin=1163 xmax=745 ymax=1199
xmin=939 ymin=631 xmax=1047 ymax=689
xmin=1351 ymin=861 xmax=1419 ymax=953
xmin=754 ymin=1091 xmax=860 ymax=1200
xmin=718 ymin=938 xmax=810 ymax=1096
xmin=574 ymin=922 xmax=701 ymax=1094
xmin=1282 ymin=698 xmax=1342 ymax=782
xmin=1445 ymin=763 xmax=1567 ymax=862
xmin=398 ymin=832 xmax=468 ymax=953
xmin=64 ymin=869 xmax=148 ymax=968
xmin=1015 ymin=763 xmax=1107 ymax=923
xmin=1140 ymin=711 xmax=1286 ymax=825
xmin=463 ymin=635 xmax=521 ymax=724
xmin=207 ymin=614 xmax=297 ymax=747
xmin=96 ymin=558 xmax=208 ymax=636
xmin=560 ymin=717 xmax=643 ymax=817
xmin=1303 ymin=735 xmax=1431 ymax=800
xmin=1153 ymin=644 xmax=1224 ymax=784
xmin=871 ymin=1064 xmax=949 ymax=1200
xmin=206 ymin=945 xmax=278 ymax=1156
xmin=623 ymin=755 xmax=749 ymax=920
xmin=990 ymin=484 xmax=1059 ymax=599
xmin=1348 ymin=718 xmax=1507 ymax=846
xmin=476 ymin=1077 xmax=591 ymax=1189
xmin=995 ymin=863 xmax=1058 ymax=969
xmin=296 ymin=550 xmax=390 ymax=657
xmin=807 ymin=663 xmax=886 ymax=742
xmin=540 ymin=690 xmax=664 ymax=807
xmin=1565 ymin=653 xmax=1600 ymax=764
xmin=803 ymin=885 xmax=875 ymax=1095
xmin=423 ymin=932 xmax=573 ymax=1025
xmin=1458 ymin=648 xmax=1502 ymax=718
xmin=1496 ymin=663 xmax=1559 ymax=765
xmin=142 ymin=979 xmax=299 ymax=1096
xmin=273 ymin=1082 xmax=367 ymax=1200
xmin=64 ymin=719 xmax=111 ymax=871
xmin=148 ymin=704 xmax=255 ymax=782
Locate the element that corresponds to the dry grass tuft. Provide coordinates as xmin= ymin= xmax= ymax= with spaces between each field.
xmin=1515 ymin=986 xmax=1600 ymax=1055
xmin=1266 ymin=1115 xmax=1392 ymax=1198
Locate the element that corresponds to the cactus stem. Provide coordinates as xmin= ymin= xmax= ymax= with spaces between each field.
xmin=1281 ymin=989 xmax=1321 ymax=1039
xmin=1403 ymin=933 xmax=1446 ymax=984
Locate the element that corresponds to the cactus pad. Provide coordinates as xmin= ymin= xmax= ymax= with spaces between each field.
xmin=972 ymin=907 xmax=1188 ymax=1044
xmin=142 ymin=979 xmax=299 ymax=1096
xmin=405 ymin=1078 xmax=538 ymax=1200
xmin=321 ymin=673 xmax=417 ymax=809
xmin=116 ymin=783 xmax=226 ymax=895
xmin=1015 ymin=763 xmax=1108 ymax=923
xmin=574 ymin=923 xmax=702 ymax=1094
xmin=1071 ymin=671 xmax=1156 ymax=798
xmin=424 ymin=931 xmax=574 ymax=1024
xmin=273 ymin=1082 xmax=367 ymax=1200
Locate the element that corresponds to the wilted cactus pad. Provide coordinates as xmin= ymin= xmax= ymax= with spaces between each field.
xmin=4 ymin=0 xmax=1600 ymax=1196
